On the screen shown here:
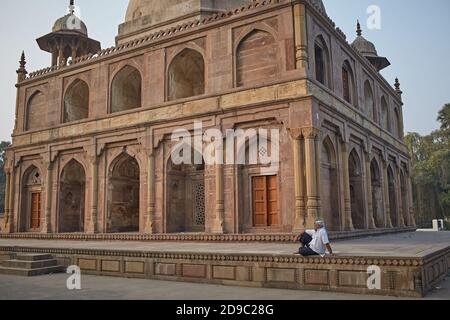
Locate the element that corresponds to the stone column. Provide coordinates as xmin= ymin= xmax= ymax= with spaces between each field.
xmin=382 ymin=160 xmax=393 ymax=228
xmin=364 ymin=152 xmax=376 ymax=229
xmin=396 ymin=166 xmax=406 ymax=227
xmin=3 ymin=171 xmax=10 ymax=230
xmin=51 ymin=47 xmax=58 ymax=67
xmin=341 ymin=142 xmax=354 ymax=230
xmin=58 ymin=45 xmax=64 ymax=66
xmin=43 ymin=163 xmax=53 ymax=233
xmin=211 ymin=163 xmax=225 ymax=233
xmin=292 ymin=134 xmax=306 ymax=231
xmin=315 ymin=135 xmax=322 ymax=216
xmin=71 ymin=46 xmax=77 ymax=61
xmin=304 ymin=128 xmax=319 ymax=228
xmin=88 ymin=157 xmax=99 ymax=233
xmin=7 ymin=170 xmax=15 ymax=233
xmin=145 ymin=153 xmax=156 ymax=233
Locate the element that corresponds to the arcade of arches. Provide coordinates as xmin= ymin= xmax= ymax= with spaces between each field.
xmin=5 ymin=131 xmax=414 ymax=234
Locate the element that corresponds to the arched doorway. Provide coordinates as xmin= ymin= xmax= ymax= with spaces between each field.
xmin=166 ymin=147 xmax=205 ymax=233
xmin=387 ymin=165 xmax=398 ymax=227
xmin=58 ymin=160 xmax=86 ymax=233
xmin=320 ymin=138 xmax=340 ymax=230
xmin=20 ymin=166 xmax=42 ymax=232
xmin=370 ymin=159 xmax=384 ymax=228
xmin=107 ymin=154 xmax=140 ymax=233
xmin=349 ymin=149 xmax=365 ymax=229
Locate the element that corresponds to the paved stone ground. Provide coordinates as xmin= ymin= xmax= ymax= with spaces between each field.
xmin=0 ymin=231 xmax=449 ymax=257
xmin=0 ymin=273 xmax=449 ymax=300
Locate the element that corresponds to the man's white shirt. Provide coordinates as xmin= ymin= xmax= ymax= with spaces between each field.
xmin=306 ymin=228 xmax=330 ymax=256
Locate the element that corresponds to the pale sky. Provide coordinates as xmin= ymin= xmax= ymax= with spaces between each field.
xmin=0 ymin=0 xmax=449 ymax=142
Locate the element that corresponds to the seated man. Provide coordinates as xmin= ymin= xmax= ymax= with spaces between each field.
xmin=295 ymin=220 xmax=334 ymax=257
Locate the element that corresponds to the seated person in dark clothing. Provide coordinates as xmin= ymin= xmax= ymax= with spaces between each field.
xmin=295 ymin=220 xmax=334 ymax=257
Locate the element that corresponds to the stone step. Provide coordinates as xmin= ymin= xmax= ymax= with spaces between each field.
xmin=15 ymin=253 xmax=54 ymax=262
xmin=0 ymin=265 xmax=65 ymax=277
xmin=3 ymin=259 xmax=57 ymax=269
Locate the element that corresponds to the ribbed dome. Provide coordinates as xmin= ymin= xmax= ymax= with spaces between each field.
xmin=352 ymin=35 xmax=378 ymax=57
xmin=351 ymin=21 xmax=378 ymax=57
xmin=52 ymin=14 xmax=88 ymax=36
xmin=350 ymin=21 xmax=391 ymax=71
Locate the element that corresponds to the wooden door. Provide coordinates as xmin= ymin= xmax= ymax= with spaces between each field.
xmin=252 ymin=176 xmax=267 ymax=226
xmin=252 ymin=176 xmax=279 ymax=227
xmin=267 ymin=176 xmax=279 ymax=226
xmin=30 ymin=192 xmax=41 ymax=230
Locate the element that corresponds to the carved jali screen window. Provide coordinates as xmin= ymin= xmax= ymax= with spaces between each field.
xmin=193 ymin=181 xmax=205 ymax=226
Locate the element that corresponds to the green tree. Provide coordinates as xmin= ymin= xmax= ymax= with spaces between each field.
xmin=437 ymin=103 xmax=450 ymax=130
xmin=406 ymin=104 xmax=450 ymax=227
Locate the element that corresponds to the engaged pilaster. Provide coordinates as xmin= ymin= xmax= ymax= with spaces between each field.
xmin=291 ymin=129 xmax=306 ymax=231
xmin=43 ymin=162 xmax=53 ymax=233
xmin=145 ymin=153 xmax=156 ymax=233
xmin=88 ymin=156 xmax=99 ymax=234
xmin=382 ymin=159 xmax=393 ymax=228
xmin=304 ymin=128 xmax=320 ymax=228
xmin=211 ymin=163 xmax=225 ymax=234
xmin=364 ymin=151 xmax=376 ymax=229
xmin=341 ymin=142 xmax=354 ymax=230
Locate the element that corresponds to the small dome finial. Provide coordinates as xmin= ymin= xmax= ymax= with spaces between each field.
xmin=69 ymin=0 xmax=75 ymax=15
xmin=357 ymin=20 xmax=362 ymax=37
xmin=395 ymin=78 xmax=403 ymax=95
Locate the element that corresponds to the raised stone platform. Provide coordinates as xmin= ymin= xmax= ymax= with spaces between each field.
xmin=0 ymin=227 xmax=415 ymax=242
xmin=0 ymin=231 xmax=448 ymax=298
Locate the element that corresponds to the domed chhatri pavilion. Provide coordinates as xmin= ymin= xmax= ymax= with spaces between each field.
xmin=3 ymin=0 xmax=415 ymax=236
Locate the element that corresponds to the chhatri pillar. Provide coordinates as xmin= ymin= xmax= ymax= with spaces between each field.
xmin=36 ymin=1 xmax=100 ymax=67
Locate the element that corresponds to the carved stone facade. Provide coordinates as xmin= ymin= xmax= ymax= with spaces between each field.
xmin=3 ymin=0 xmax=414 ymax=235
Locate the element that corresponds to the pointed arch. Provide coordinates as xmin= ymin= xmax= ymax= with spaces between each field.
xmin=381 ymin=96 xmax=389 ymax=130
xmin=314 ymin=35 xmax=330 ymax=87
xmin=20 ymin=165 xmax=43 ymax=232
xmin=168 ymin=48 xmax=205 ymax=101
xmin=370 ymin=158 xmax=384 ymax=227
xmin=348 ymin=148 xmax=365 ymax=229
xmin=64 ymin=79 xmax=89 ymax=123
xmin=110 ymin=65 xmax=142 ymax=113
xmin=236 ymin=29 xmax=279 ymax=87
xmin=320 ymin=136 xmax=340 ymax=230
xmin=342 ymin=60 xmax=356 ymax=106
xmin=166 ymin=145 xmax=205 ymax=233
xmin=58 ymin=159 xmax=86 ymax=233
xmin=107 ymin=153 xmax=140 ymax=232
xmin=26 ymin=91 xmax=48 ymax=131
xmin=364 ymin=81 xmax=377 ymax=122
xmin=394 ymin=108 xmax=402 ymax=138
